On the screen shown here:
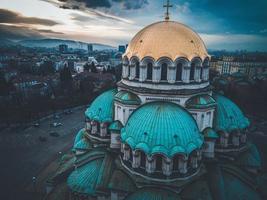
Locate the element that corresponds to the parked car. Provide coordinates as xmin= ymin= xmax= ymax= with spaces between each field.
xmin=50 ymin=122 xmax=63 ymax=127
xmin=33 ymin=123 xmax=40 ymax=128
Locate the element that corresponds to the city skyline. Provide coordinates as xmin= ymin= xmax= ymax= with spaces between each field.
xmin=1 ymin=0 xmax=267 ymax=51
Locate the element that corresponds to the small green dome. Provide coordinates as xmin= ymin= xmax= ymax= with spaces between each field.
xmin=115 ymin=90 xmax=141 ymax=105
xmin=202 ymin=127 xmax=219 ymax=139
xmin=186 ymin=94 xmax=216 ymax=109
xmin=213 ymin=94 xmax=250 ymax=132
xmin=73 ymin=138 xmax=92 ymax=151
xmin=85 ymin=89 xmax=117 ymax=123
xmin=108 ymin=120 xmax=123 ymax=132
xmin=67 ymin=157 xmax=103 ymax=195
xmin=125 ymin=187 xmax=181 ymax=200
xmin=121 ymin=102 xmax=203 ymax=158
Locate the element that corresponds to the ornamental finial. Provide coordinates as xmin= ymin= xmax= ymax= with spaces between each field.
xmin=163 ymin=0 xmax=173 ymax=21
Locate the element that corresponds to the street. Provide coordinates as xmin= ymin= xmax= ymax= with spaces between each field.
xmin=0 ymin=106 xmax=86 ymax=200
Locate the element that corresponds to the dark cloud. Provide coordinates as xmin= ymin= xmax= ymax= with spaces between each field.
xmin=0 ymin=9 xmax=59 ymax=26
xmin=0 ymin=24 xmax=64 ymax=41
xmin=0 ymin=24 xmax=45 ymax=40
xmin=52 ymin=0 xmax=148 ymax=10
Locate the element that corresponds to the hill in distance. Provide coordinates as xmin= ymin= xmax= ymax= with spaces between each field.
xmin=17 ymin=39 xmax=116 ymax=51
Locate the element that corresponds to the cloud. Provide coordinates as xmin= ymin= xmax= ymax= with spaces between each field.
xmin=37 ymin=29 xmax=64 ymax=34
xmin=0 ymin=24 xmax=44 ymax=40
xmin=0 ymin=9 xmax=59 ymax=26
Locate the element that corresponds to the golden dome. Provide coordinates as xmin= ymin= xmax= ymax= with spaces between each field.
xmin=124 ymin=21 xmax=209 ymax=62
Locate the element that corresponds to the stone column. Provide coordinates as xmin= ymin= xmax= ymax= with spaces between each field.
xmin=146 ymin=156 xmax=156 ymax=174
xmin=110 ymin=131 xmax=120 ymax=149
xmin=232 ymin=131 xmax=241 ymax=147
xmin=162 ymin=157 xmax=173 ymax=176
xmin=129 ymin=64 xmax=136 ymax=80
xmin=190 ymin=155 xmax=198 ymax=169
xmin=240 ymin=133 xmax=247 ymax=144
xmin=139 ymin=65 xmax=146 ymax=82
xmin=100 ymin=123 xmax=107 ymax=137
xmin=122 ymin=64 xmax=129 ymax=78
xmin=132 ymin=151 xmax=141 ymax=168
xmin=194 ymin=67 xmax=201 ymax=82
xmin=220 ymin=132 xmax=229 ymax=148
xmin=123 ymin=145 xmax=130 ymax=161
xmin=167 ymin=66 xmax=176 ymax=84
xmin=183 ymin=65 xmax=190 ymax=83
xmin=153 ymin=66 xmax=161 ymax=83
xmin=85 ymin=119 xmax=91 ymax=131
xmin=203 ymin=140 xmax=215 ymax=158
xmin=178 ymin=157 xmax=188 ymax=174
xmin=91 ymin=121 xmax=97 ymax=135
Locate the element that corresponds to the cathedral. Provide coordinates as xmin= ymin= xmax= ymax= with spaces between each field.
xmin=48 ymin=2 xmax=266 ymax=200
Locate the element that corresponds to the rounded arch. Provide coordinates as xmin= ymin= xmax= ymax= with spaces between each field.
xmin=122 ymin=56 xmax=129 ymax=65
xmin=191 ymin=57 xmax=202 ymax=66
xmin=156 ymin=57 xmax=174 ymax=81
xmin=129 ymin=56 xmax=140 ymax=65
xmin=172 ymin=153 xmax=187 ymax=171
xmin=203 ymin=57 xmax=210 ymax=67
xmin=140 ymin=56 xmax=155 ymax=66
xmin=174 ymin=57 xmax=189 ymax=82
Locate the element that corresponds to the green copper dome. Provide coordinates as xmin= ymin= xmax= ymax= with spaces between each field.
xmin=74 ymin=129 xmax=85 ymax=146
xmin=121 ymin=102 xmax=203 ymax=158
xmin=213 ymin=94 xmax=250 ymax=132
xmin=108 ymin=120 xmax=123 ymax=132
xmin=73 ymin=138 xmax=92 ymax=151
xmin=67 ymin=157 xmax=103 ymax=195
xmin=125 ymin=187 xmax=181 ymax=200
xmin=186 ymin=94 xmax=216 ymax=109
xmin=115 ymin=90 xmax=141 ymax=105
xmin=85 ymin=89 xmax=117 ymax=123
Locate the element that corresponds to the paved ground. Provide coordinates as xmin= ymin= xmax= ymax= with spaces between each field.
xmin=0 ymin=107 xmax=85 ymax=200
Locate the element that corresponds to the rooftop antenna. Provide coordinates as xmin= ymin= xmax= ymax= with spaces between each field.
xmin=164 ymin=0 xmax=173 ymax=21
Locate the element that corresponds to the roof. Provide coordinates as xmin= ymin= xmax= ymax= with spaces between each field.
xmin=108 ymin=170 xmax=136 ymax=192
xmin=121 ymin=102 xmax=203 ymax=158
xmin=185 ymin=94 xmax=216 ymax=109
xmin=125 ymin=187 xmax=181 ymax=200
xmin=67 ymin=157 xmax=103 ymax=195
xmin=73 ymin=138 xmax=92 ymax=151
xmin=124 ymin=21 xmax=209 ymax=62
xmin=108 ymin=120 xmax=123 ymax=132
xmin=115 ymin=90 xmax=141 ymax=105
xmin=85 ymin=89 xmax=117 ymax=123
xmin=236 ymin=143 xmax=261 ymax=169
xmin=74 ymin=129 xmax=86 ymax=146
xmin=202 ymin=128 xmax=219 ymax=139
xmin=213 ymin=94 xmax=250 ymax=132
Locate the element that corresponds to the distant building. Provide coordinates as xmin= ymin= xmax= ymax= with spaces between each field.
xmin=87 ymin=44 xmax=93 ymax=54
xmin=118 ymin=45 xmax=126 ymax=53
xmin=210 ymin=56 xmax=267 ymax=78
xmin=59 ymin=44 xmax=68 ymax=53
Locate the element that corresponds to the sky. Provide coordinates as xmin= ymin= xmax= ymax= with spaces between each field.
xmin=0 ymin=0 xmax=267 ymax=51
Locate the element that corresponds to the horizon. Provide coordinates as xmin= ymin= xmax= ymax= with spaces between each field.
xmin=1 ymin=0 xmax=267 ymax=51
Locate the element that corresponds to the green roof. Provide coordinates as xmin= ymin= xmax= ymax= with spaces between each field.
xmin=115 ymin=90 xmax=141 ymax=105
xmin=74 ymin=129 xmax=86 ymax=146
xmin=67 ymin=157 xmax=103 ymax=195
xmin=125 ymin=187 xmax=181 ymax=200
xmin=121 ymin=102 xmax=203 ymax=158
xmin=213 ymin=94 xmax=250 ymax=132
xmin=108 ymin=170 xmax=136 ymax=192
xmin=236 ymin=143 xmax=261 ymax=169
xmin=202 ymin=128 xmax=219 ymax=139
xmin=73 ymin=138 xmax=92 ymax=151
xmin=108 ymin=120 xmax=123 ymax=132
xmin=85 ymin=89 xmax=117 ymax=123
xmin=186 ymin=94 xmax=216 ymax=109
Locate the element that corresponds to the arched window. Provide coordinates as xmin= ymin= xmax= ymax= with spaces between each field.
xmin=140 ymin=151 xmax=146 ymax=168
xmin=173 ymin=155 xmax=179 ymax=171
xmin=156 ymin=155 xmax=163 ymax=171
xmin=190 ymin=63 xmax=195 ymax=81
xmin=135 ymin=62 xmax=140 ymax=79
xmin=147 ymin=63 xmax=153 ymax=80
xmin=161 ymin=63 xmax=168 ymax=81
xmin=97 ymin=122 xmax=100 ymax=133
xmin=176 ymin=63 xmax=182 ymax=81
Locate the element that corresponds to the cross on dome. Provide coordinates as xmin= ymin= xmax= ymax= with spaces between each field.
xmin=164 ymin=0 xmax=173 ymax=21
